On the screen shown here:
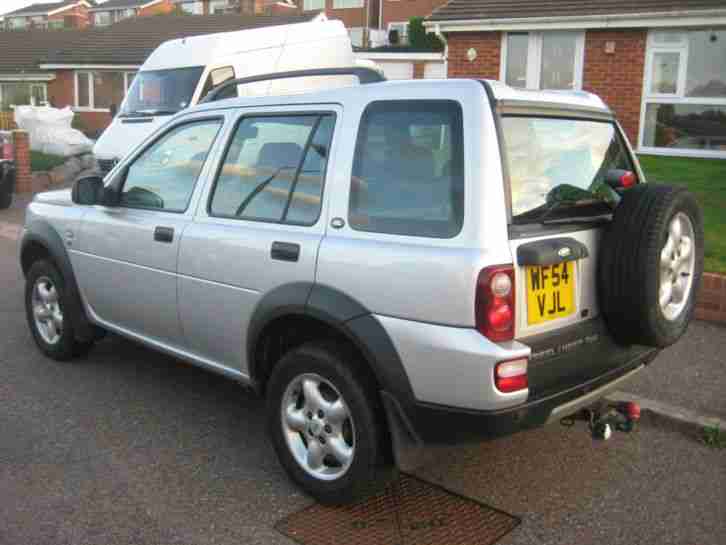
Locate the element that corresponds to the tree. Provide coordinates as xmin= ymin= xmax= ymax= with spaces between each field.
xmin=407 ymin=17 xmax=444 ymax=51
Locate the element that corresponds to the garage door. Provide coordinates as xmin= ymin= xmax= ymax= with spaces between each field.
xmin=424 ymin=62 xmax=446 ymax=79
xmin=380 ymin=62 xmax=414 ymax=80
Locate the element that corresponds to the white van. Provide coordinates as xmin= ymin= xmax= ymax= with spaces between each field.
xmin=94 ymin=15 xmax=357 ymax=173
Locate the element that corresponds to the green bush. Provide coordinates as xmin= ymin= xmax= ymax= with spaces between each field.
xmin=31 ymin=151 xmax=66 ymax=172
xmin=408 ymin=17 xmax=444 ymax=51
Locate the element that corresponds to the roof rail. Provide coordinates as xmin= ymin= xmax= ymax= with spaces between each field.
xmin=200 ymin=66 xmax=386 ymax=104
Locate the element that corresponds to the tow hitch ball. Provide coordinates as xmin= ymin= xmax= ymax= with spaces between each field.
xmin=561 ymin=402 xmax=641 ymax=440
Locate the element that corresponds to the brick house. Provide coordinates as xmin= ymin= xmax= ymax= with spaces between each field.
xmin=0 ymin=13 xmax=321 ymax=134
xmin=170 ymin=0 xmax=298 ymax=17
xmin=3 ymin=1 xmax=93 ymax=30
xmin=427 ymin=0 xmax=726 ymax=158
xmin=87 ymin=0 xmax=175 ymax=26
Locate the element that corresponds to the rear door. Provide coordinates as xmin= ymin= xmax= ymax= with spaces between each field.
xmin=500 ymin=113 xmax=647 ymax=397
xmin=177 ymin=105 xmax=340 ymax=373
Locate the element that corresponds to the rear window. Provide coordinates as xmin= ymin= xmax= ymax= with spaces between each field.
xmin=502 ymin=116 xmax=635 ymax=223
xmin=349 ymin=100 xmax=464 ymax=238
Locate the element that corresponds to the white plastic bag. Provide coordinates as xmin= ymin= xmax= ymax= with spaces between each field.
xmin=15 ymin=106 xmax=93 ymax=157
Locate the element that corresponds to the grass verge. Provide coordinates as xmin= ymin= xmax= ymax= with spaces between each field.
xmin=30 ymin=151 xmax=66 ymax=172
xmin=638 ymin=155 xmax=726 ymax=274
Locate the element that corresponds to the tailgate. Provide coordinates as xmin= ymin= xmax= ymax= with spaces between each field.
xmin=509 ymin=227 xmax=650 ymax=400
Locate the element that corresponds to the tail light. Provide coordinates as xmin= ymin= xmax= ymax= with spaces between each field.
xmin=495 ymin=358 xmax=528 ymax=393
xmin=619 ymin=170 xmax=637 ymax=188
xmin=476 ymin=264 xmax=515 ymax=342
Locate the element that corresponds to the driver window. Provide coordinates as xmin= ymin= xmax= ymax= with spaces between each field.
xmin=120 ymin=119 xmax=222 ymax=212
xmin=201 ymin=66 xmax=237 ymax=101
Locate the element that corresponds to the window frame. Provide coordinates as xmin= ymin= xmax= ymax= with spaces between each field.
xmin=387 ymin=22 xmax=409 ymax=45
xmin=639 ymin=29 xmax=726 ymax=158
xmin=303 ymin=0 xmax=325 ymax=10
xmin=500 ymin=31 xmax=585 ymax=91
xmin=74 ymin=70 xmax=138 ymax=112
xmin=332 ymin=0 xmax=364 ymax=9
xmin=206 ymin=111 xmax=337 ymax=227
xmin=115 ymin=116 xmax=225 ymax=214
xmin=347 ymin=99 xmax=466 ymax=240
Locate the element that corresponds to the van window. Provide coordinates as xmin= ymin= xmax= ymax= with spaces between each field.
xmin=349 ymin=100 xmax=464 ymax=238
xmin=120 ymin=66 xmax=204 ymax=117
xmin=210 ymin=114 xmax=334 ymax=225
xmin=120 ymin=120 xmax=222 ymax=212
xmin=201 ymin=66 xmax=237 ymax=101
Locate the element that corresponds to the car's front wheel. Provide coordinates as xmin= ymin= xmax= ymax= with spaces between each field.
xmin=266 ymin=341 xmax=394 ymax=504
xmin=25 ymin=260 xmax=94 ymax=360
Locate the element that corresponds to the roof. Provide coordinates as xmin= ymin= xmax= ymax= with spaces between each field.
xmin=4 ymin=1 xmax=89 ymax=17
xmin=0 ymin=28 xmax=79 ymax=73
xmin=190 ymin=77 xmax=610 ymax=116
xmin=87 ymin=0 xmax=161 ymax=11
xmin=428 ymin=0 xmax=726 ymax=23
xmin=0 ymin=13 xmax=322 ymax=72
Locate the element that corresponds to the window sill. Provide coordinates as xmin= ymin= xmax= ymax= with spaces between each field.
xmin=73 ymin=107 xmax=111 ymax=113
xmin=638 ymin=146 xmax=726 ymax=159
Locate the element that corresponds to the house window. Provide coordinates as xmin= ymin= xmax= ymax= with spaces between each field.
xmin=7 ymin=17 xmax=28 ymax=29
xmin=177 ymin=1 xmax=204 ymax=14
xmin=641 ymin=29 xmax=726 ymax=156
xmin=387 ymin=22 xmax=409 ymax=45
xmin=94 ymin=11 xmax=111 ymax=25
xmin=0 ymin=83 xmax=47 ymax=111
xmin=303 ymin=0 xmax=325 ymax=10
xmin=75 ymin=71 xmax=137 ymax=111
xmin=501 ymin=31 xmax=584 ymax=90
xmin=333 ymin=0 xmax=364 ymax=9
xmin=30 ymin=16 xmax=47 ymax=29
xmin=209 ymin=0 xmax=232 ymax=13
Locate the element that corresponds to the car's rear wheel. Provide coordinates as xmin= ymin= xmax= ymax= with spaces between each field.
xmin=598 ymin=184 xmax=704 ymax=347
xmin=25 ymin=260 xmax=94 ymax=360
xmin=266 ymin=341 xmax=394 ymax=504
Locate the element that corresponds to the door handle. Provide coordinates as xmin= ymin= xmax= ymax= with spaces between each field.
xmin=154 ymin=226 xmax=174 ymax=243
xmin=271 ymin=241 xmax=300 ymax=262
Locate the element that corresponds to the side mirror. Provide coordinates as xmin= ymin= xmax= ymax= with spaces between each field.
xmin=109 ymin=103 xmax=118 ymax=118
xmin=71 ymin=175 xmax=105 ymax=205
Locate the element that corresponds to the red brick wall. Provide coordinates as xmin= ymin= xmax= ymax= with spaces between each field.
xmin=12 ymin=131 xmax=32 ymax=194
xmin=412 ymin=61 xmax=425 ymax=79
xmin=139 ymin=0 xmax=175 ymax=17
xmin=381 ymin=0 xmax=447 ymax=28
xmin=582 ymin=29 xmax=646 ymax=145
xmin=446 ymin=31 xmax=501 ymax=79
xmin=48 ymin=70 xmax=112 ymax=136
xmin=696 ymin=273 xmax=726 ymax=324
xmin=48 ymin=3 xmax=91 ymax=28
xmin=48 ymin=70 xmax=75 ymax=109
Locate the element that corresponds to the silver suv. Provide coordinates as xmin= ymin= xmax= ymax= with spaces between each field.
xmin=20 ymin=69 xmax=703 ymax=504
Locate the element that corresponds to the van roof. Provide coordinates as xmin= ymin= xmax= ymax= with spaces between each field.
xmin=188 ymin=77 xmax=612 ymax=116
xmin=141 ymin=15 xmax=342 ymax=72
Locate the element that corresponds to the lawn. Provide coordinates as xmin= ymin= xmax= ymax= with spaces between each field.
xmin=30 ymin=151 xmax=66 ymax=172
xmin=638 ymin=155 xmax=726 ymax=274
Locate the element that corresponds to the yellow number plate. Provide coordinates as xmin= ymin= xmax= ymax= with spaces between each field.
xmin=526 ymin=262 xmax=576 ymax=325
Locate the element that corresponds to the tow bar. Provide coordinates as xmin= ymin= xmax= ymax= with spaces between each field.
xmin=561 ymin=401 xmax=641 ymax=440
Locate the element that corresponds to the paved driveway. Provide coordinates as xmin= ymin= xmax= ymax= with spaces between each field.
xmin=0 ymin=210 xmax=724 ymax=545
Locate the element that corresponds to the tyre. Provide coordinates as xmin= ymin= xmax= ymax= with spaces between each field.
xmin=25 ymin=260 xmax=95 ymax=361
xmin=598 ymin=184 xmax=704 ymax=347
xmin=266 ymin=341 xmax=395 ymax=505
xmin=0 ymin=161 xmax=14 ymax=210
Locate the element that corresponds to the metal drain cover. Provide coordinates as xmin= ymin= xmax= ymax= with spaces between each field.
xmin=276 ymin=474 xmax=520 ymax=545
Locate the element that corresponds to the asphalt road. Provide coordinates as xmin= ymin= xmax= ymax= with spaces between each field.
xmin=0 ymin=209 xmax=724 ymax=545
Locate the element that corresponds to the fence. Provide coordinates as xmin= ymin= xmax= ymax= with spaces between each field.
xmin=0 ymin=112 xmax=17 ymax=131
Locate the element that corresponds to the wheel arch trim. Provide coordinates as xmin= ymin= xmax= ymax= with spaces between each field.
xmin=20 ymin=221 xmax=94 ymax=342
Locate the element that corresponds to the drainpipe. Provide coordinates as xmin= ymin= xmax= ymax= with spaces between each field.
xmin=434 ymin=23 xmax=448 ymax=77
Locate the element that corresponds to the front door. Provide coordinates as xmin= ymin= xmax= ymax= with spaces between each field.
xmin=177 ymin=106 xmax=339 ymax=373
xmin=73 ymin=117 xmax=225 ymax=347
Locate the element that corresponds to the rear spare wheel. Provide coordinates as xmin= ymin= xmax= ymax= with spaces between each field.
xmin=598 ymin=184 xmax=703 ymax=348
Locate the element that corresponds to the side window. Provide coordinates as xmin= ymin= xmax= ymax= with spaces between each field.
xmin=349 ymin=100 xmax=464 ymax=238
xmin=201 ymin=66 xmax=237 ymax=100
xmin=209 ymin=114 xmax=334 ymax=225
xmin=120 ymin=119 xmax=222 ymax=212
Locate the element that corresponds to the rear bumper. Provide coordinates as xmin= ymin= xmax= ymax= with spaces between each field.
xmin=383 ymin=347 xmax=658 ymax=445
